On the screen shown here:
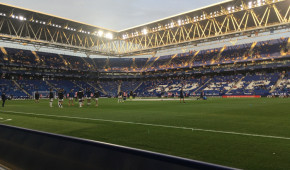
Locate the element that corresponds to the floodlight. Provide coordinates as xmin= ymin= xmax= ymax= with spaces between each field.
xmin=105 ymin=33 xmax=113 ymax=39
xmin=248 ymin=1 xmax=252 ymax=8
xmin=98 ymin=31 xmax=104 ymax=37
xmin=142 ymin=29 xmax=148 ymax=35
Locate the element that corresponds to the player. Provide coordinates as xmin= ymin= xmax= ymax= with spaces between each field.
xmin=130 ymin=91 xmax=133 ymax=100
xmin=49 ymin=89 xmax=54 ymax=108
xmin=58 ymin=89 xmax=64 ymax=108
xmin=86 ymin=88 xmax=92 ymax=106
xmin=1 ymin=92 xmax=6 ymax=107
xmin=94 ymin=90 xmax=100 ymax=107
xmin=77 ymin=89 xmax=84 ymax=108
xmin=180 ymin=88 xmax=185 ymax=103
xmin=35 ymin=91 xmax=40 ymax=103
xmin=118 ymin=91 xmax=123 ymax=103
xmin=68 ymin=89 xmax=75 ymax=106
xmin=123 ymin=91 xmax=127 ymax=102
xmin=200 ymin=90 xmax=206 ymax=100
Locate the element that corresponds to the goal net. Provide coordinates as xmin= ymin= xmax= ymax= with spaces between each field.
xmin=32 ymin=91 xmax=57 ymax=99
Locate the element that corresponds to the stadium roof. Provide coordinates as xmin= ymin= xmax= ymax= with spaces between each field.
xmin=0 ymin=1 xmax=237 ymax=33
xmin=0 ymin=0 xmax=289 ymax=57
xmin=0 ymin=2 xmax=117 ymax=33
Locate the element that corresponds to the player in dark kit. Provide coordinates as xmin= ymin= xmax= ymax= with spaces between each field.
xmin=94 ymin=91 xmax=100 ymax=107
xmin=86 ymin=88 xmax=92 ymax=106
xmin=68 ymin=89 xmax=74 ymax=106
xmin=200 ymin=90 xmax=205 ymax=100
xmin=35 ymin=91 xmax=40 ymax=103
xmin=130 ymin=91 xmax=133 ymax=100
xmin=49 ymin=89 xmax=54 ymax=108
xmin=1 ymin=92 xmax=6 ymax=107
xmin=58 ymin=89 xmax=64 ymax=108
xmin=77 ymin=89 xmax=84 ymax=108
xmin=180 ymin=88 xmax=185 ymax=103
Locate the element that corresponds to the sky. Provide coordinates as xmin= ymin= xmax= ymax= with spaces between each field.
xmin=0 ymin=0 xmax=225 ymax=31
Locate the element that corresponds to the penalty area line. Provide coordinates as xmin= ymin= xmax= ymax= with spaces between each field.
xmin=1 ymin=110 xmax=290 ymax=141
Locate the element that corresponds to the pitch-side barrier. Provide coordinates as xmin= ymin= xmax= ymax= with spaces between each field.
xmin=0 ymin=124 xmax=236 ymax=170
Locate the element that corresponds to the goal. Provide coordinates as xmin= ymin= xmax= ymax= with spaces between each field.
xmin=32 ymin=91 xmax=56 ymax=99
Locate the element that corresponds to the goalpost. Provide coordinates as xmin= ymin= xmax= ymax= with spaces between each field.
xmin=32 ymin=91 xmax=57 ymax=99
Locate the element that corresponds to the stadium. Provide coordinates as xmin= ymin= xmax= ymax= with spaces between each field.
xmin=0 ymin=0 xmax=289 ymax=169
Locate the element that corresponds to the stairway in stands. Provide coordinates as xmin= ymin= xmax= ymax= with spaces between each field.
xmin=133 ymin=82 xmax=143 ymax=92
xmin=226 ymin=76 xmax=245 ymax=94
xmin=246 ymin=41 xmax=257 ymax=58
xmin=72 ymin=81 xmax=85 ymax=90
xmin=45 ymin=81 xmax=58 ymax=91
xmin=188 ymin=51 xmax=200 ymax=66
xmin=0 ymin=47 xmax=8 ymax=56
xmin=86 ymin=82 xmax=104 ymax=93
xmin=12 ymin=80 xmax=32 ymax=98
xmin=164 ymin=53 xmax=178 ymax=66
xmin=212 ymin=46 xmax=226 ymax=63
xmin=270 ymin=73 xmax=285 ymax=93
xmin=142 ymin=56 xmax=160 ymax=71
xmin=31 ymin=51 xmax=42 ymax=65
xmin=87 ymin=57 xmax=98 ymax=70
xmin=80 ymin=57 xmax=94 ymax=70
xmin=1 ymin=47 xmax=10 ymax=62
xmin=131 ymin=58 xmax=137 ymax=70
xmin=118 ymin=82 xmax=122 ymax=94
xmin=193 ymin=78 xmax=212 ymax=93
xmin=97 ymin=84 xmax=108 ymax=95
xmin=59 ymin=54 xmax=72 ymax=69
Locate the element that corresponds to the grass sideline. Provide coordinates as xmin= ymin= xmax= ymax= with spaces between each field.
xmin=0 ymin=98 xmax=290 ymax=169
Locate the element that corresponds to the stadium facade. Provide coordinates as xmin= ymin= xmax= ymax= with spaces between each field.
xmin=0 ymin=0 xmax=289 ymax=99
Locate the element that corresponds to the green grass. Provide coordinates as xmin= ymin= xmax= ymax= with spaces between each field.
xmin=1 ymin=98 xmax=290 ymax=169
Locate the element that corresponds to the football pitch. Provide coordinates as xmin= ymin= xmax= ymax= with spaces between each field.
xmin=0 ymin=98 xmax=290 ymax=169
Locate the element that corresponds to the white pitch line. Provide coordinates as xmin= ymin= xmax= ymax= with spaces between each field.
xmin=131 ymin=98 xmax=195 ymax=101
xmin=0 ymin=119 xmax=12 ymax=122
xmin=2 ymin=110 xmax=290 ymax=141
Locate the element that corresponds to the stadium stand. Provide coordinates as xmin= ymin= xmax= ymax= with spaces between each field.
xmin=272 ymin=71 xmax=290 ymax=96
xmin=0 ymin=37 xmax=289 ymax=98
xmin=17 ymin=79 xmax=51 ymax=95
xmin=0 ymin=79 xmax=27 ymax=99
